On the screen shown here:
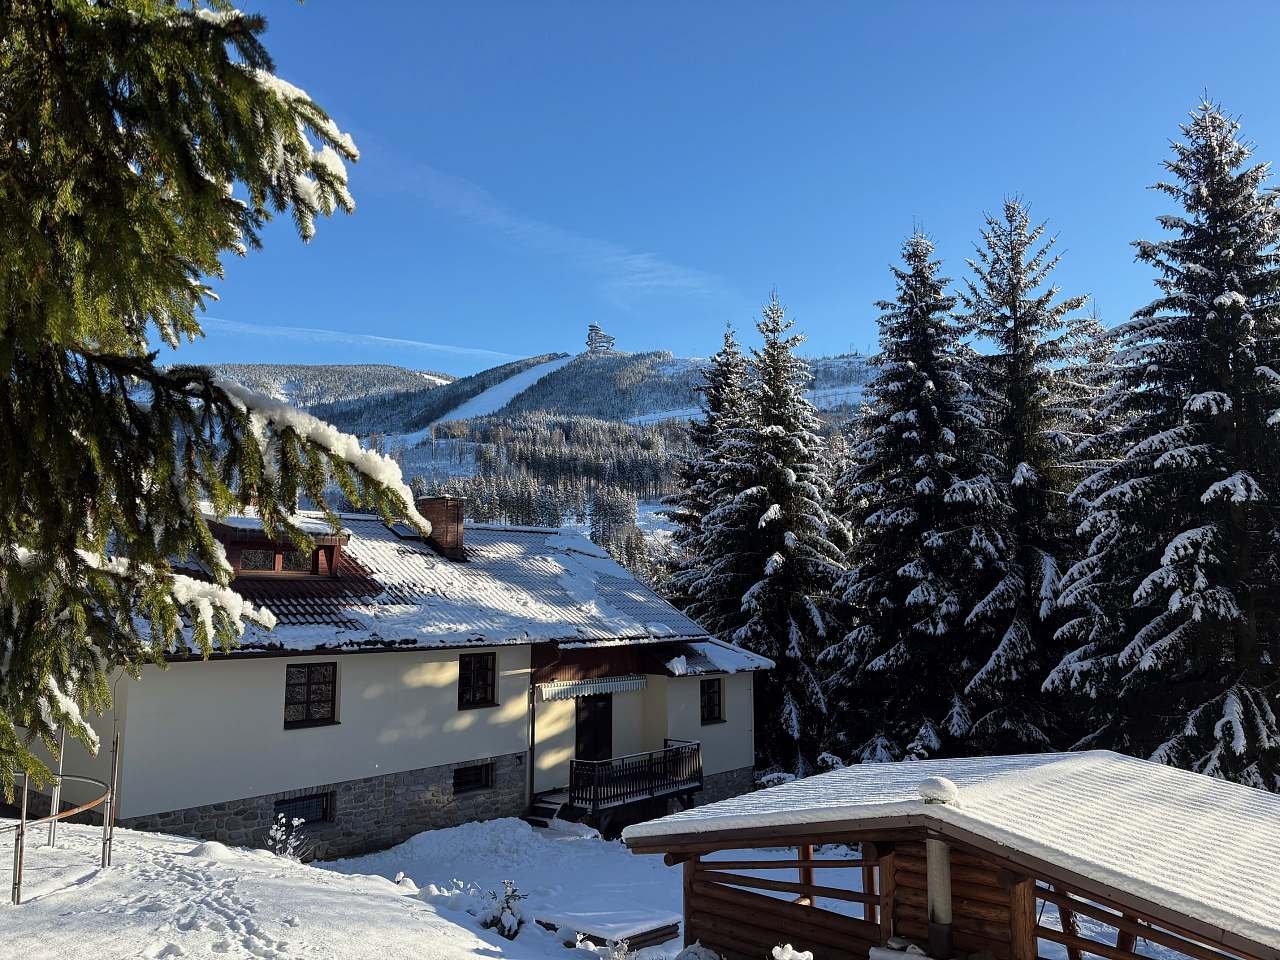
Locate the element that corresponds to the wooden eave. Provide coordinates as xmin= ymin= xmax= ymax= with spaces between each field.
xmin=625 ymin=812 xmax=1279 ymax=960
xmin=206 ymin=520 xmax=349 ymax=547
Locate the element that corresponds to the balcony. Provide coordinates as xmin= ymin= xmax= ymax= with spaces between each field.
xmin=568 ymin=739 xmax=703 ymax=816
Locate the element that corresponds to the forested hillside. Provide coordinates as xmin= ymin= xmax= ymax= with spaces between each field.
xmin=412 ymin=412 xmax=690 ymax=578
xmin=502 ymin=351 xmax=706 ymax=419
xmin=206 ymin=363 xmax=451 ymax=408
xmin=310 ymin=353 xmax=568 ymax=434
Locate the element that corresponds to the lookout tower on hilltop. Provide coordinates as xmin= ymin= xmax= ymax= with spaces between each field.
xmin=586 ymin=323 xmax=616 ymax=355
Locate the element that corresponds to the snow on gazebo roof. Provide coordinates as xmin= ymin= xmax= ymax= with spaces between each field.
xmin=623 ymin=751 xmax=1280 ymax=954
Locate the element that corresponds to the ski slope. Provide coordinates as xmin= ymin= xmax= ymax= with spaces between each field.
xmin=431 ymin=355 xmax=576 ymax=424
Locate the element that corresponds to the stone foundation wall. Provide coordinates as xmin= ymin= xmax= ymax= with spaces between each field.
xmin=696 ymin=765 xmax=757 ymax=806
xmin=118 ymin=752 xmax=527 ymax=860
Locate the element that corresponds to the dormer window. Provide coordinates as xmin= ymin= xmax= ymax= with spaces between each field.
xmin=240 ymin=548 xmax=277 ymax=572
xmin=206 ymin=518 xmax=347 ymax=579
xmin=231 ymin=544 xmax=324 ymax=577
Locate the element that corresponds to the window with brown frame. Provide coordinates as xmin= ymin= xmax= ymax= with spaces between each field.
xmin=279 ymin=548 xmax=314 ymax=573
xmin=284 ymin=662 xmax=338 ymax=728
xmin=700 ymin=677 xmax=725 ymax=725
xmin=458 ymin=652 xmax=497 ymax=709
xmin=234 ymin=545 xmax=317 ymax=576
xmin=239 ymin=548 xmax=277 ymax=571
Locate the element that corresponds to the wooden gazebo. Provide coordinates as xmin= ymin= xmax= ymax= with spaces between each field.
xmin=622 ymin=752 xmax=1280 ymax=960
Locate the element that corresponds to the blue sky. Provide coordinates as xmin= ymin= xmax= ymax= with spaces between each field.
xmin=174 ymin=1 xmax=1280 ymax=376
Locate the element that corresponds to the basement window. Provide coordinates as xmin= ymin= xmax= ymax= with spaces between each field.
xmin=273 ymin=792 xmax=333 ymax=825
xmin=452 ymin=762 xmax=494 ymax=795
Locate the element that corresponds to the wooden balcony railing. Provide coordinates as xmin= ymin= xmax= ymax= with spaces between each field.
xmin=569 ymin=738 xmax=703 ymax=815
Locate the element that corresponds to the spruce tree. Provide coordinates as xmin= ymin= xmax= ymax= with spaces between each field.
xmin=1051 ymin=103 xmax=1280 ymax=788
xmin=825 ymin=233 xmax=988 ymax=762
xmin=955 ymin=199 xmax=1090 ymax=753
xmin=663 ymin=327 xmax=749 ymax=611
xmin=697 ymin=293 xmax=847 ymax=774
xmin=0 ymin=3 xmax=426 ymax=788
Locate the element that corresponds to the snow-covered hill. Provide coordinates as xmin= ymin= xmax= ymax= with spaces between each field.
xmin=206 ymin=363 xmax=453 ymax=408
xmin=430 ymin=354 xmax=575 ymax=423
xmin=210 ymin=350 xmax=873 ymax=435
xmin=499 ymin=352 xmax=872 ymax=423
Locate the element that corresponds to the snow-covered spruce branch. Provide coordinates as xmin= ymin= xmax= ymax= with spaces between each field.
xmin=15 ymin=545 xmax=278 ymax=638
xmin=214 ymin=378 xmax=430 ymax=533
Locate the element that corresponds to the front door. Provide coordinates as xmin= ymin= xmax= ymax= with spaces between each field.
xmin=575 ymin=694 xmax=613 ymax=762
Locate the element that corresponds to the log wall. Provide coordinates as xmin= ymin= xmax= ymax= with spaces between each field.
xmin=682 ymin=851 xmax=883 ymax=960
xmin=667 ymin=835 xmax=1272 ymax=960
xmin=891 ymin=840 xmax=1018 ymax=960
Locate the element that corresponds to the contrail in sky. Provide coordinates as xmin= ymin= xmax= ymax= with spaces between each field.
xmin=201 ymin=316 xmax=522 ymax=361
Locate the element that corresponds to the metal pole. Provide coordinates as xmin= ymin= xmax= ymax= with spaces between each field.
xmin=47 ymin=727 xmax=66 ymax=848
xmin=11 ymin=773 xmax=29 ymax=905
xmin=101 ymin=730 xmax=119 ymax=868
xmin=108 ymin=730 xmax=120 ymax=866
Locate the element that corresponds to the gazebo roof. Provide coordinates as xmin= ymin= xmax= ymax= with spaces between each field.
xmin=623 ymin=751 xmax=1280 ymax=958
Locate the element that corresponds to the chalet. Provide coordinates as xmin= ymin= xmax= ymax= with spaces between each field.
xmin=44 ymin=497 xmax=769 ymax=858
xmin=623 ymin=751 xmax=1280 ymax=960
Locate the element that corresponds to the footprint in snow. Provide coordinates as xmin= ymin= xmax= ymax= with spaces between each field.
xmin=141 ymin=943 xmax=186 ymax=959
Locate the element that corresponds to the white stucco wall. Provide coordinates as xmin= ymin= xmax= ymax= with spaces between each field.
xmin=533 ymin=696 xmax=574 ymax=793
xmin=666 ymin=672 xmax=755 ymax=775
xmin=115 ymin=647 xmax=531 ymax=818
xmin=530 ymin=672 xmax=757 ymax=792
xmin=611 ymin=687 xmax=647 ymax=759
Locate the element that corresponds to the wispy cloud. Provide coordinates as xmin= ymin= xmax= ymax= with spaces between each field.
xmin=407 ymin=165 xmax=734 ymax=305
xmin=201 ymin=316 xmax=521 ymax=361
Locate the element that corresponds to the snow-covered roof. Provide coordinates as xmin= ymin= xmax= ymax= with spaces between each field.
xmin=663 ymin=641 xmax=773 ymax=676
xmin=623 ymin=751 xmax=1280 ymax=956
xmin=221 ymin=513 xmax=715 ymax=652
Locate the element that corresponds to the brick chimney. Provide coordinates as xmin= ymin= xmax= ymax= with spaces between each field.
xmin=415 ymin=496 xmax=466 ymax=560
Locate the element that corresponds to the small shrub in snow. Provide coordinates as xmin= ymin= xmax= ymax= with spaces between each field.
xmin=756 ymin=771 xmax=796 ymax=789
xmin=674 ymin=943 xmax=721 ymax=960
xmin=477 ymin=880 xmax=527 ymax=940
xmin=266 ymin=814 xmax=312 ymax=861
xmin=816 ymin=751 xmax=846 ymax=770
xmin=772 ymin=946 xmax=813 ymax=960
xmin=603 ymin=938 xmax=630 ymax=960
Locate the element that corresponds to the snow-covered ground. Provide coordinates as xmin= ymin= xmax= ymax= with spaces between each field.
xmin=1 ymin=820 xmax=500 ymax=960
xmin=432 ymin=355 xmax=576 ymax=424
xmin=0 ymin=817 xmax=687 ymax=960
xmin=326 ymin=818 xmax=684 ymax=949
xmin=2 ymin=815 xmax=1182 ymax=960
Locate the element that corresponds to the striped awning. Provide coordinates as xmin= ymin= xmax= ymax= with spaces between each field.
xmin=538 ymin=675 xmax=647 ymax=701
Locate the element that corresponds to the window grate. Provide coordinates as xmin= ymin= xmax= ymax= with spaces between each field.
xmin=458 ymin=652 xmax=497 ymax=709
xmin=274 ymin=792 xmax=332 ymax=825
xmin=452 ymin=762 xmax=494 ymax=794
xmin=284 ymin=661 xmax=338 ymax=728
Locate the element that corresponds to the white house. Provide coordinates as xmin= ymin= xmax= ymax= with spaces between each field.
xmin=45 ymin=497 xmax=768 ymax=857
